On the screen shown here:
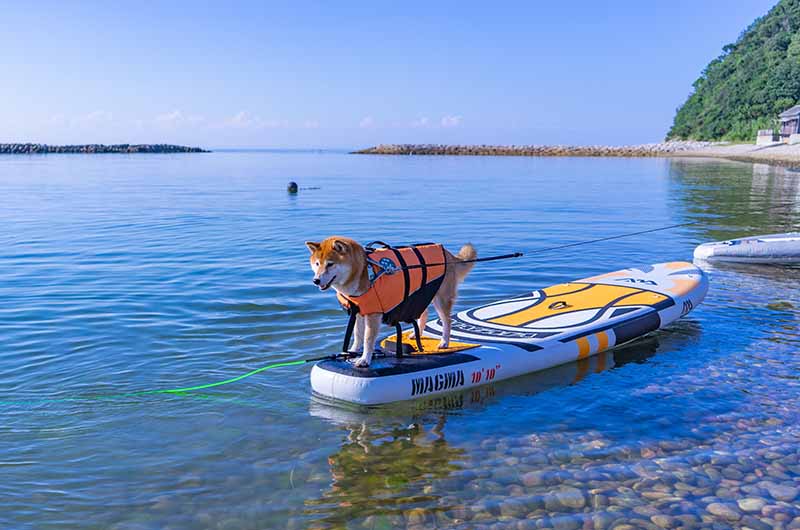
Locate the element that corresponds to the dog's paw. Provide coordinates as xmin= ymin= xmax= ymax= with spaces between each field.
xmin=354 ymin=355 xmax=371 ymax=368
xmin=438 ymin=340 xmax=450 ymax=350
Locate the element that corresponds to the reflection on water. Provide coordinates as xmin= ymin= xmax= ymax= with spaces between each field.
xmin=304 ymin=420 xmax=464 ymax=528
xmin=668 ymin=158 xmax=800 ymax=242
xmin=751 ymin=163 xmax=800 ymax=210
xmin=2 ymin=153 xmax=800 ymax=529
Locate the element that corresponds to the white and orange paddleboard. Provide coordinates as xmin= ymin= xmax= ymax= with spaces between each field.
xmin=311 ymin=262 xmax=708 ymax=405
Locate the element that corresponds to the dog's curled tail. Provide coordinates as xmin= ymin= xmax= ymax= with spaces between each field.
xmin=454 ymin=243 xmax=477 ymax=283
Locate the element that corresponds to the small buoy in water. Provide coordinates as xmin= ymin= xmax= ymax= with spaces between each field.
xmin=287 ymin=181 xmax=298 ymax=193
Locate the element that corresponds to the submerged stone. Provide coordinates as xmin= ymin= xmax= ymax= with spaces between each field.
xmin=546 ymin=487 xmax=586 ymax=510
xmin=706 ymin=502 xmax=741 ymax=521
xmin=737 ymin=497 xmax=766 ymax=512
xmin=766 ymin=483 xmax=798 ymax=502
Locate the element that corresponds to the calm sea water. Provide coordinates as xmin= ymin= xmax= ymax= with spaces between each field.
xmin=1 ymin=152 xmax=799 ymax=530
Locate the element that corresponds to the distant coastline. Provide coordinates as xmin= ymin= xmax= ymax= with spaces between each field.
xmin=0 ymin=143 xmax=209 ymax=154
xmin=353 ymin=142 xmax=800 ymax=167
xmin=352 ymin=142 xmax=710 ymax=157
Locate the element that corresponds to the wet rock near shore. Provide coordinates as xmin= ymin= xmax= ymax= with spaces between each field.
xmin=0 ymin=143 xmax=209 ymax=154
xmin=353 ymin=141 xmax=711 ymax=157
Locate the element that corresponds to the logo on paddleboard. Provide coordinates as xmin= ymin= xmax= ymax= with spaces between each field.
xmin=681 ymin=299 xmax=693 ymax=316
xmin=615 ymin=278 xmax=657 ymax=286
xmin=450 ymin=319 xmax=554 ymax=339
xmin=411 ymin=369 xmax=465 ymax=396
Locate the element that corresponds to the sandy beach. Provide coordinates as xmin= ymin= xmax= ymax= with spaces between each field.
xmin=677 ymin=142 xmax=800 ymax=166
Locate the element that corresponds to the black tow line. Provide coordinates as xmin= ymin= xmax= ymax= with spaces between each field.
xmin=399 ymin=251 xmax=524 ymax=270
xmin=393 ymin=220 xmax=705 ymax=271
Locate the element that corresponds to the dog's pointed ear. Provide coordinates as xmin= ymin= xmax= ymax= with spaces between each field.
xmin=305 ymin=241 xmax=320 ymax=253
xmin=332 ymin=239 xmax=349 ymax=254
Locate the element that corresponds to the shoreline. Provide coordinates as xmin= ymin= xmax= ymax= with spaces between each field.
xmin=669 ymin=142 xmax=800 ymax=168
xmin=0 ymin=143 xmax=209 ymax=154
xmin=353 ymin=142 xmax=800 ymax=167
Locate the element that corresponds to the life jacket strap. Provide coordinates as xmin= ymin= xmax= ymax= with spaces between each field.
xmin=394 ymin=323 xmax=403 ymax=357
xmin=341 ymin=308 xmax=358 ymax=353
xmin=411 ymin=320 xmax=424 ymax=352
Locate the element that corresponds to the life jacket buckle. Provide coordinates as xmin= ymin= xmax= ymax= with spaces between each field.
xmin=367 ymin=256 xmax=399 ymax=283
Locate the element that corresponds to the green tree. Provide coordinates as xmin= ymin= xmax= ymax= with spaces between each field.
xmin=668 ymin=0 xmax=800 ymax=141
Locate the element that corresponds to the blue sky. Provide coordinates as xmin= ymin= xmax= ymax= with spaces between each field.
xmin=0 ymin=1 xmax=778 ymax=148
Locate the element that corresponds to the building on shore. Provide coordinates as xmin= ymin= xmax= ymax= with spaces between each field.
xmin=778 ymin=105 xmax=800 ymax=143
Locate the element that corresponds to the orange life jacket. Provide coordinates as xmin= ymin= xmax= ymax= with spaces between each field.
xmin=337 ymin=243 xmax=447 ymax=325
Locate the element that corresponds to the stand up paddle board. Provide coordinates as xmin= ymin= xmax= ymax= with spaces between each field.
xmin=310 ymin=262 xmax=708 ymax=405
xmin=694 ymin=232 xmax=800 ymax=264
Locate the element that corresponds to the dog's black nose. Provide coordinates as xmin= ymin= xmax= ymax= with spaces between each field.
xmin=313 ymin=278 xmax=321 ymax=285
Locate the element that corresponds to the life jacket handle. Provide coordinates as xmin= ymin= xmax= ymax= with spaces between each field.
xmin=364 ymin=241 xmax=391 ymax=251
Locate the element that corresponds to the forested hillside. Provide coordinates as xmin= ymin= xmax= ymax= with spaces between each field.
xmin=668 ymin=0 xmax=800 ymax=141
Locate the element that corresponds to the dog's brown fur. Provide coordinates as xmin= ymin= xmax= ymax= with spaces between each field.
xmin=306 ymin=237 xmax=476 ymax=367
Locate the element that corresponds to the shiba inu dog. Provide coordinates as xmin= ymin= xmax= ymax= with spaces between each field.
xmin=305 ymin=237 xmax=476 ymax=367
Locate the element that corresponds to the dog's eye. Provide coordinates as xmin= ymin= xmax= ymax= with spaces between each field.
xmin=326 ymin=261 xmax=334 ymax=267
xmin=315 ymin=261 xmax=319 ymax=267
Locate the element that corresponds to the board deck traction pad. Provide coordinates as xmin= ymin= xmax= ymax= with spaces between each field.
xmin=381 ymin=281 xmax=669 ymax=354
xmin=311 ymin=261 xmax=708 ymax=403
xmin=380 ymin=334 xmax=480 ymax=354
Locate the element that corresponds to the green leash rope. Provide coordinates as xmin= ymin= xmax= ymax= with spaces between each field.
xmin=153 ymin=359 xmax=307 ymax=394
xmin=2 ymin=357 xmax=341 ymax=408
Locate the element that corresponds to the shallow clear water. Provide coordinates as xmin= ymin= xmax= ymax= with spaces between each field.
xmin=1 ymin=153 xmax=799 ymax=529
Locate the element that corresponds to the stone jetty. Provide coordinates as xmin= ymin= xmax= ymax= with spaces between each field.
xmin=353 ymin=141 xmax=711 ymax=157
xmin=0 ymin=143 xmax=209 ymax=154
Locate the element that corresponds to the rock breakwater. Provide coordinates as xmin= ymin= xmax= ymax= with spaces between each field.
xmin=0 ymin=143 xmax=209 ymax=154
xmin=353 ymin=141 xmax=711 ymax=157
